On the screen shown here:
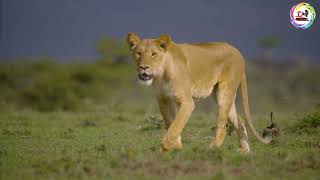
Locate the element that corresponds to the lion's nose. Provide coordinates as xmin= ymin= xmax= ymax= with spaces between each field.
xmin=139 ymin=65 xmax=149 ymax=70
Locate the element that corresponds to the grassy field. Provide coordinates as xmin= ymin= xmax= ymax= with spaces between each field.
xmin=0 ymin=60 xmax=320 ymax=179
xmin=1 ymin=105 xmax=320 ymax=179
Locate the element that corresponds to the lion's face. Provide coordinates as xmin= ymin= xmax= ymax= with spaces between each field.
xmin=126 ymin=33 xmax=171 ymax=86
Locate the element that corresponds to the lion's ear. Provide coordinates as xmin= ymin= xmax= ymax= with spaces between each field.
xmin=126 ymin=32 xmax=141 ymax=50
xmin=157 ymin=34 xmax=171 ymax=50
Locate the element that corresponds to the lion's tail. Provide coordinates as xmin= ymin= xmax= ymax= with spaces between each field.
xmin=239 ymin=74 xmax=272 ymax=144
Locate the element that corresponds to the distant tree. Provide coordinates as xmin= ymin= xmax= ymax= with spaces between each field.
xmin=95 ymin=38 xmax=130 ymax=63
xmin=258 ymin=36 xmax=280 ymax=61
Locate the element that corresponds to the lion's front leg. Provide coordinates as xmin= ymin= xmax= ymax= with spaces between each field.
xmin=161 ymin=97 xmax=194 ymax=151
xmin=157 ymin=96 xmax=178 ymax=129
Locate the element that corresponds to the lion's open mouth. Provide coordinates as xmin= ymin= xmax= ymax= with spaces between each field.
xmin=138 ymin=73 xmax=153 ymax=81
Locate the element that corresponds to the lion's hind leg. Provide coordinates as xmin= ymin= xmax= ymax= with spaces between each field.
xmin=210 ymin=82 xmax=236 ymax=149
xmin=228 ymin=100 xmax=250 ymax=153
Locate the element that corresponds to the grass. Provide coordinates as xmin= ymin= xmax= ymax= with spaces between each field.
xmin=0 ymin=59 xmax=319 ymax=179
xmin=1 ymin=104 xmax=319 ymax=179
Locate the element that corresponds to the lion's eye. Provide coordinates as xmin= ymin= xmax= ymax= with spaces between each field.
xmin=136 ymin=51 xmax=141 ymax=56
xmin=151 ymin=52 xmax=157 ymax=57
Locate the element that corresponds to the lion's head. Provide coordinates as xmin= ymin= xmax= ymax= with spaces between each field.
xmin=126 ymin=33 xmax=171 ymax=86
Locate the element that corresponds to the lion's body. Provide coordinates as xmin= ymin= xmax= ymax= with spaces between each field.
xmin=126 ymin=33 xmax=272 ymax=153
xmin=166 ymin=42 xmax=245 ymax=99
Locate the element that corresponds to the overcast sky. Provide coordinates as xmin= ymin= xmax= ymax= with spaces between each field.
xmin=0 ymin=0 xmax=319 ymax=61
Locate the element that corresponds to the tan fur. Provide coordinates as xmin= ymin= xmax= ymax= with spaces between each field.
xmin=126 ymin=33 xmax=271 ymax=153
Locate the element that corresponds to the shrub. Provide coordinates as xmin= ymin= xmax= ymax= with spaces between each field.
xmin=298 ymin=105 xmax=320 ymax=128
xmin=290 ymin=105 xmax=320 ymax=134
xmin=19 ymin=72 xmax=80 ymax=111
xmin=0 ymin=60 xmax=136 ymax=111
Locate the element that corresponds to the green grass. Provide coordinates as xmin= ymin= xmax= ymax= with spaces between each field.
xmin=1 ymin=105 xmax=319 ymax=179
xmin=0 ymin=59 xmax=319 ymax=179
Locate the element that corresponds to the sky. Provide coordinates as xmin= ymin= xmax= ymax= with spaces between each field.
xmin=0 ymin=0 xmax=319 ymax=61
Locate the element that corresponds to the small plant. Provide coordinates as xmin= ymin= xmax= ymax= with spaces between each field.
xmin=138 ymin=115 xmax=163 ymax=132
xmin=299 ymin=106 xmax=320 ymax=128
xmin=290 ymin=104 xmax=320 ymax=133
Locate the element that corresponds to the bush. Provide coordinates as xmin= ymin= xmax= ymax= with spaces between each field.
xmin=297 ymin=105 xmax=320 ymax=128
xmin=19 ymin=78 xmax=80 ymax=111
xmin=290 ymin=105 xmax=320 ymax=134
xmin=0 ymin=60 xmax=134 ymax=111
xmin=0 ymin=58 xmax=319 ymax=112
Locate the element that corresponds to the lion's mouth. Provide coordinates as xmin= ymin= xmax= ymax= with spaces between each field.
xmin=138 ymin=72 xmax=153 ymax=81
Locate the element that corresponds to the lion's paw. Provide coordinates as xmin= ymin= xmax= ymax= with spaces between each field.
xmin=160 ymin=135 xmax=182 ymax=152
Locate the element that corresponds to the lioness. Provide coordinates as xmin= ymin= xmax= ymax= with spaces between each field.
xmin=126 ymin=33 xmax=272 ymax=153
